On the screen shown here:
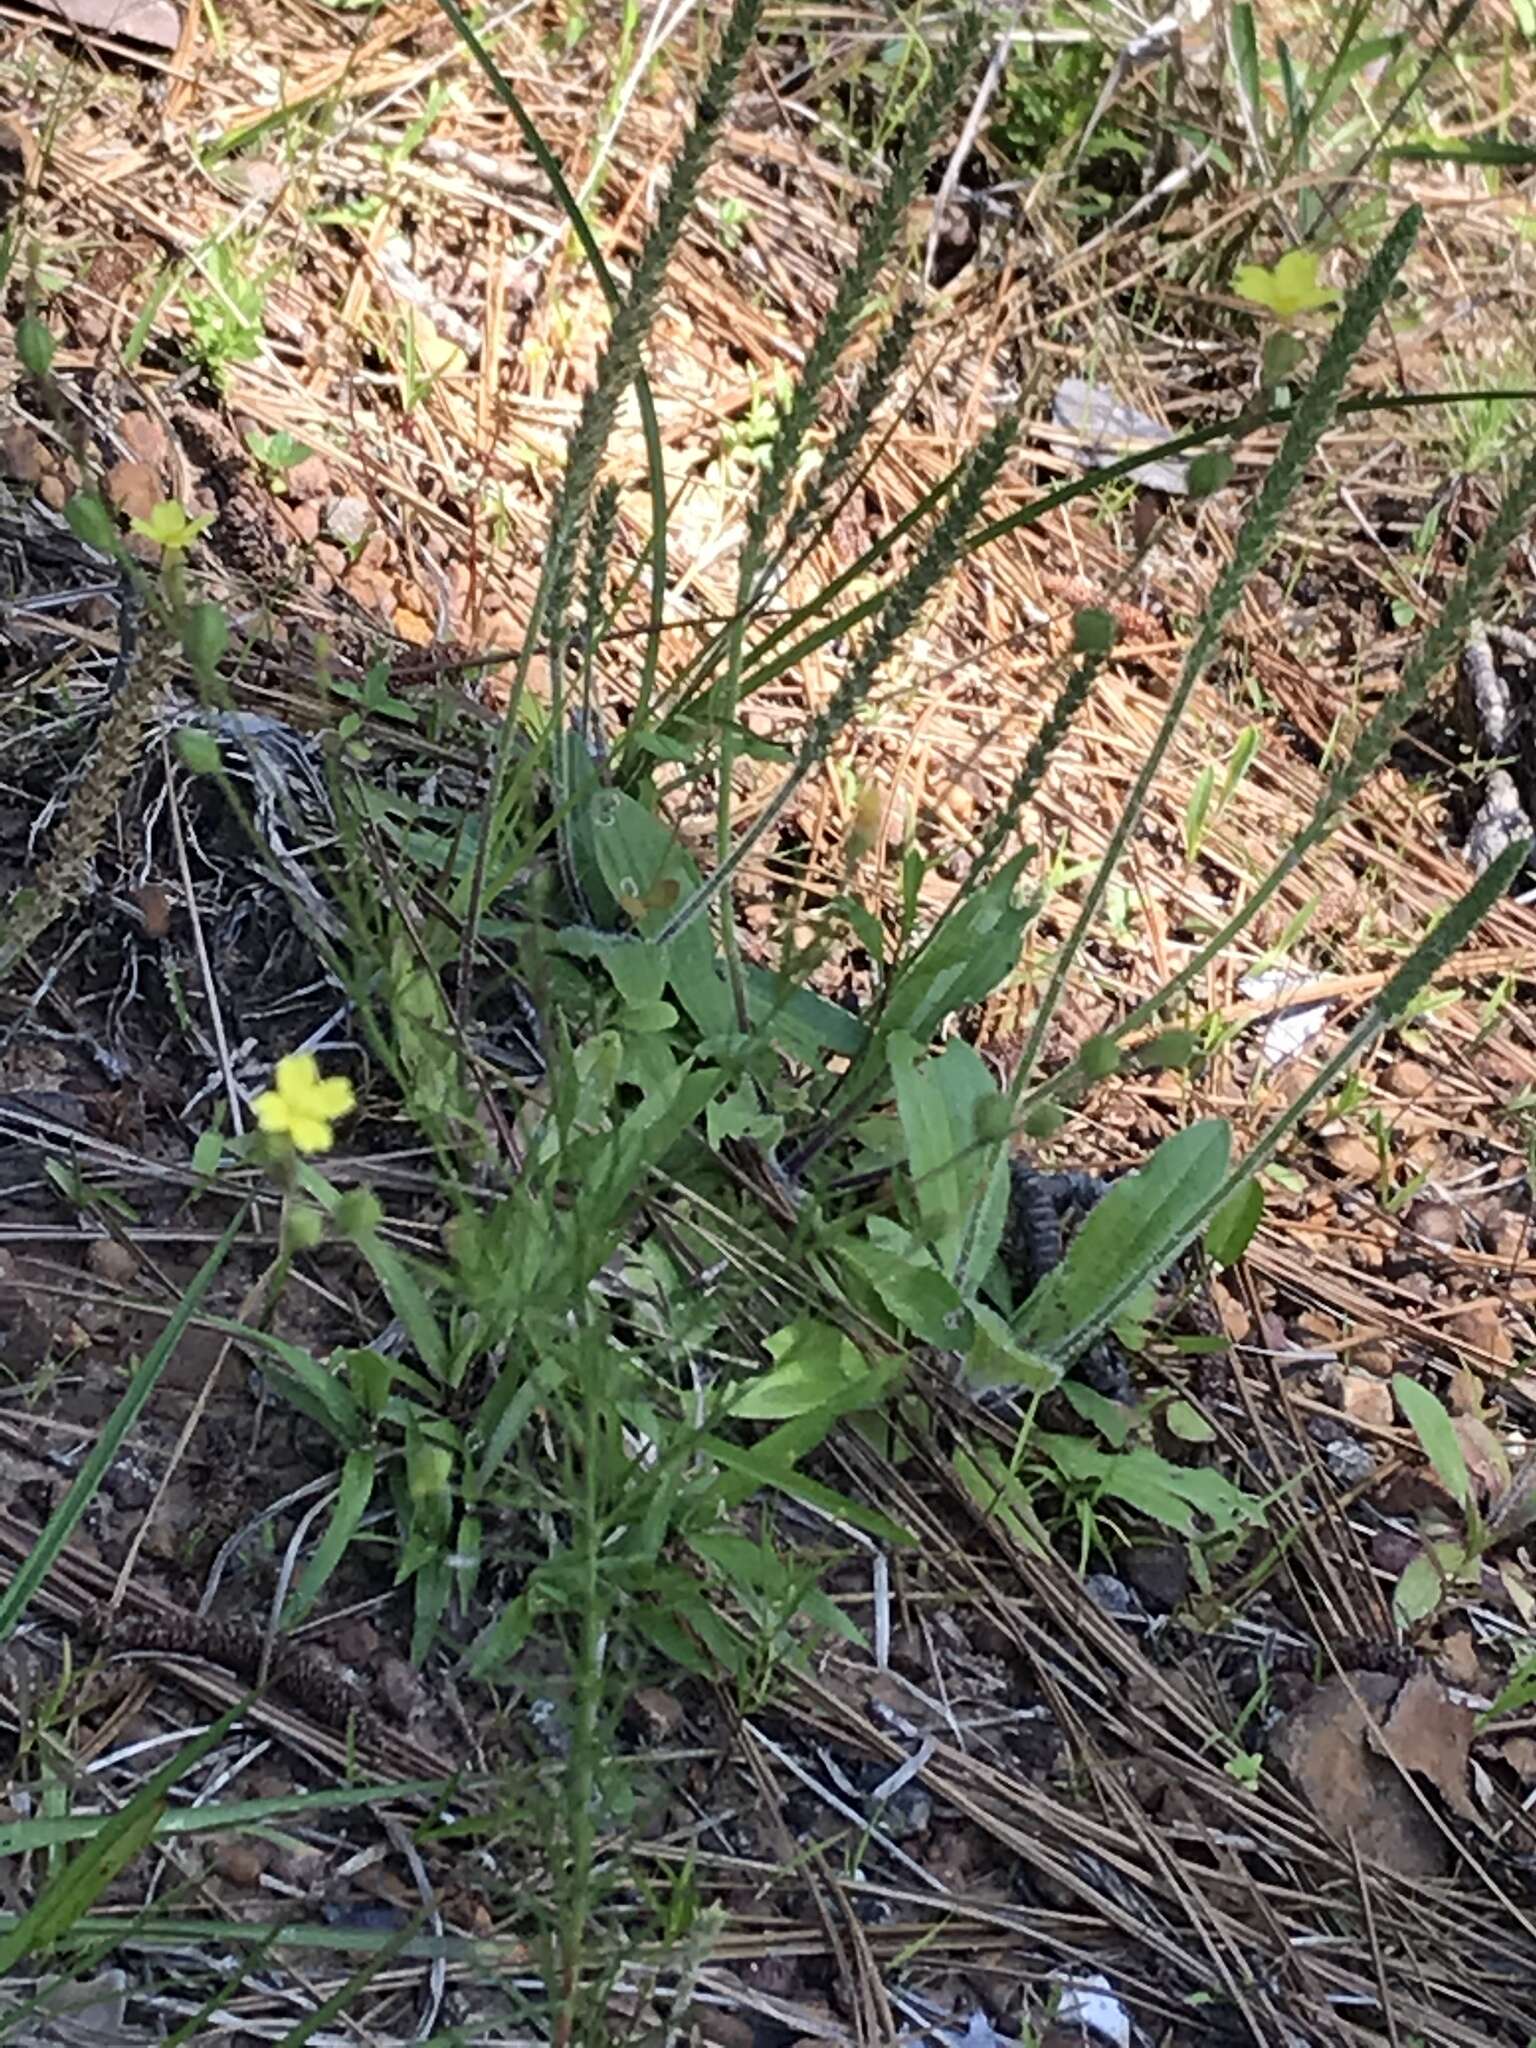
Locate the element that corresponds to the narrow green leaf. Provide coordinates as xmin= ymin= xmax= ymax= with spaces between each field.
xmin=1014 ymin=1121 xmax=1230 ymax=1364
xmin=1229 ymin=4 xmax=1264 ymax=152
xmin=1391 ymin=137 xmax=1536 ymax=165
xmin=732 ymin=1320 xmax=869 ymax=1420
xmin=254 ymin=1334 xmax=366 ymax=1445
xmin=1184 ymin=764 xmax=1215 ymax=858
xmin=0 ymin=1780 xmax=448 ymax=1858
xmin=1392 ymin=1549 xmax=1445 ymax=1628
xmin=1393 ymin=1373 xmax=1472 ymax=1510
xmin=702 ymin=1436 xmax=911 ymax=1544
xmin=353 ymin=1231 xmax=449 ymax=1380
xmin=285 ymin=1448 xmax=377 ymax=1625
xmin=1164 ymin=1398 xmax=1217 ymax=1443
xmin=0 ymin=1703 xmax=245 ymax=1968
xmin=1205 ymin=1177 xmax=1264 ymax=1266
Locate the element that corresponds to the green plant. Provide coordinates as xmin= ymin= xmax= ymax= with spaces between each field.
xmin=244 ymin=425 xmax=315 ymax=486
xmin=1390 ymin=1372 xmax=1503 ymax=1627
xmin=989 ymin=31 xmax=1140 ymax=217
xmin=11 ymin=1 xmax=1536 ymax=2033
xmin=181 ymin=236 xmax=275 ymax=386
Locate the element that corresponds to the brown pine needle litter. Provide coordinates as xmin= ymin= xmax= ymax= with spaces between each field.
xmin=4 ymin=1 xmax=1536 ymax=2043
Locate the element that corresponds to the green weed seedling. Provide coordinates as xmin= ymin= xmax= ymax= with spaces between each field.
xmin=245 ymin=425 xmax=316 ymax=489
xmin=181 ymin=236 xmax=276 ymax=387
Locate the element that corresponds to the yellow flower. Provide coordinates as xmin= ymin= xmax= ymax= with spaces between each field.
xmin=1233 ymin=248 xmax=1339 ymax=321
xmin=254 ymin=1053 xmax=356 ymax=1153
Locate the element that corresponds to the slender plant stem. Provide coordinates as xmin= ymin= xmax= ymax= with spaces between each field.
xmin=1009 ymin=203 xmax=1424 ymax=1108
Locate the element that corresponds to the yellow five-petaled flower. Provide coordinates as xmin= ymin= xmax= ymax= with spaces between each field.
xmin=254 ymin=1053 xmax=356 ymax=1154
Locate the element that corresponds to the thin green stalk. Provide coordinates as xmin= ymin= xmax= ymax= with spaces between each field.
xmin=554 ymin=1372 xmax=606 ymax=2046
xmin=1050 ymin=835 xmax=1530 ymax=1372
xmin=656 ymin=411 xmax=1022 ymax=948
xmin=611 ymin=301 xmax=924 ymax=780
xmin=741 ymin=15 xmax=984 ymax=579
xmin=712 ymin=380 xmax=1536 ymax=739
xmin=1009 ymin=202 xmax=1424 ymax=1108
xmin=537 ymin=0 xmax=765 ymax=963
xmin=1027 ymin=429 xmax=1536 ymax=1113
xmin=777 ymin=297 xmax=923 ymax=568
xmin=790 ymin=646 xmax=1111 ymax=1173
xmin=442 ymin=0 xmax=763 ymax=971
xmin=708 ymin=15 xmax=981 ymax=1020
xmin=539 ymin=0 xmax=764 ymax=722
xmin=1270 ymin=0 xmax=1373 ymax=189
xmin=1312 ymin=0 xmax=1476 ymax=239
xmin=429 ymin=0 xmax=670 ymax=734
xmin=578 ymin=480 xmax=622 ymax=731
xmin=0 ymin=1203 xmax=249 ymax=1641
xmin=970 ymin=648 xmax=1109 ymax=887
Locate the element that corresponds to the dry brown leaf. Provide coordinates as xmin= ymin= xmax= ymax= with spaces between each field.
xmin=1436 ymin=1628 xmax=1479 ymax=1688
xmin=1451 ymin=1411 xmax=1510 ymax=1499
xmin=1449 ymin=1300 xmax=1514 ymax=1364
xmin=104 ymin=457 xmax=161 ymax=522
xmin=1380 ymin=1670 xmax=1477 ymax=1822
xmin=1445 ymin=1365 xmax=1486 ymax=1416
xmin=1271 ymin=1674 xmax=1448 ymax=1877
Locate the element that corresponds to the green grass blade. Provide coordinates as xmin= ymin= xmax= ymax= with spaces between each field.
xmin=1035 ymin=429 xmax=1536 ymax=1093
xmin=0 ymin=1780 xmax=453 ymax=1857
xmin=0 ymin=1702 xmax=246 ymax=1970
xmin=283 ymin=1446 xmax=378 ymax=1626
xmin=1053 ymin=836 xmax=1529 ymax=1369
xmin=656 ymin=414 xmax=1021 ymax=945
xmin=1271 ymin=0 xmax=1372 ymax=187
xmin=429 ymin=0 xmax=670 ymax=725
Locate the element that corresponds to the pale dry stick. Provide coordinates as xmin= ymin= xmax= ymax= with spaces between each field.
xmin=160 ymin=0 xmax=203 ymax=125
xmin=383 ymin=1811 xmax=448 ymax=2037
xmin=199 ymin=1474 xmax=337 ymax=1617
xmin=263 ymin=1486 xmax=341 ymax=1688
xmin=478 ymin=207 xmax=510 ymax=452
xmin=573 ymin=0 xmax=701 ymax=216
xmin=923 ymin=20 xmax=1010 ymax=288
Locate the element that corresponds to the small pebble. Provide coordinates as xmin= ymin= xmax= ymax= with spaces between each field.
xmin=211 ymin=1840 xmax=270 ymax=1888
xmin=1449 ymin=1300 xmax=1512 ymax=1363
xmin=104 ymin=457 xmax=160 ymax=522
xmin=285 ymin=454 xmax=331 ymax=500
xmin=1119 ymin=1541 xmax=1189 ymax=1613
xmin=117 ymin=409 xmax=168 ymax=469
xmin=0 ymin=426 xmax=44 ymax=483
xmin=1341 ymin=1373 xmax=1393 ymax=1428
xmin=1324 ymin=1437 xmax=1376 ymax=1486
xmin=1383 ymin=1058 xmax=1434 ymax=1101
xmin=378 ymin=1654 xmax=427 ymax=1725
xmin=324 ymin=494 xmax=371 ymax=546
xmin=86 ymin=1238 xmax=135 ymax=1285
xmin=330 ymin=1620 xmax=379 ymax=1665
xmin=1404 ymin=1202 xmax=1460 ymax=1248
